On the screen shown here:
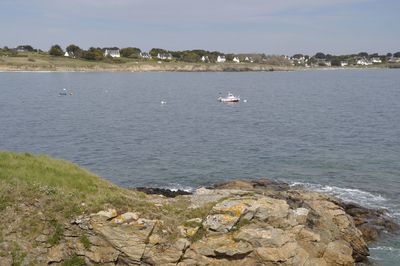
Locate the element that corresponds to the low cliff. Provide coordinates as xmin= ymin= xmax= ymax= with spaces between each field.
xmin=0 ymin=152 xmax=398 ymax=265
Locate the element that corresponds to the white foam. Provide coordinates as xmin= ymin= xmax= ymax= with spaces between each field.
xmin=370 ymin=246 xmax=400 ymax=252
xmin=290 ymin=181 xmax=387 ymax=210
xmin=164 ymin=184 xmax=194 ymax=192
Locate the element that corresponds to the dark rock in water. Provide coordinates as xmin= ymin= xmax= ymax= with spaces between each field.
xmin=135 ymin=187 xmax=192 ymax=198
xmin=340 ymin=202 xmax=400 ymax=243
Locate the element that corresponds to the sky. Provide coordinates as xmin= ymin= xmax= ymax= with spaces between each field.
xmin=1 ymin=0 xmax=399 ymax=55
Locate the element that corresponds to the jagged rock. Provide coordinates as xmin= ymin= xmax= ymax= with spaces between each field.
xmin=136 ymin=187 xmax=192 ymax=197
xmin=0 ymin=256 xmax=12 ymax=266
xmin=322 ymin=240 xmax=353 ymax=266
xmin=47 ymin=244 xmax=67 ymax=263
xmin=341 ymin=202 xmax=400 ymax=243
xmin=204 ymin=198 xmax=255 ymax=233
xmin=189 ymin=235 xmax=253 ymax=260
xmin=90 ymin=215 xmax=156 ymax=264
xmin=111 ymin=212 xmax=139 ymax=224
xmin=189 ymin=187 xmax=250 ymax=208
xmin=234 ymin=225 xmax=293 ymax=247
xmin=214 ymin=178 xmax=290 ymax=191
xmin=255 ymin=242 xmax=299 ymax=263
xmin=253 ymin=197 xmax=290 ymax=225
xmin=95 ymin=209 xmax=118 ymax=219
xmin=142 ymin=238 xmax=190 ymax=265
xmin=34 ymin=234 xmax=47 ymax=243
xmin=84 ymin=246 xmax=119 ymax=263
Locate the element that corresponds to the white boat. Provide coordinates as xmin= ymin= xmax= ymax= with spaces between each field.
xmin=218 ymin=93 xmax=240 ymax=102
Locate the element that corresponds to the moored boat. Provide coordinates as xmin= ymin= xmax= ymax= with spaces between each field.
xmin=218 ymin=93 xmax=240 ymax=102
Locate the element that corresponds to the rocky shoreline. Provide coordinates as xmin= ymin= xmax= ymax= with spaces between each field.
xmin=3 ymin=178 xmax=397 ymax=265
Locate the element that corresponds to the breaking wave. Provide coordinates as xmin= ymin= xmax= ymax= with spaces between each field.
xmin=289 ymin=181 xmax=387 ymax=210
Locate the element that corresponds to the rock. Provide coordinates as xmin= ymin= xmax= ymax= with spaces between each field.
xmin=35 ymin=234 xmax=48 ymax=243
xmin=143 ymin=238 xmax=190 ymax=265
xmin=213 ymin=180 xmax=254 ymax=190
xmin=90 ymin=215 xmax=156 ymax=264
xmin=255 ymin=242 xmax=299 ymax=263
xmin=0 ymin=256 xmax=12 ymax=266
xmin=111 ymin=212 xmax=139 ymax=224
xmin=190 ymin=235 xmax=253 ymax=260
xmin=322 ymin=240 xmax=354 ymax=266
xmin=292 ymin=207 xmax=309 ymax=224
xmin=234 ymin=225 xmax=293 ymax=247
xmin=84 ymin=246 xmax=119 ymax=263
xmin=214 ymin=178 xmax=290 ymax=191
xmin=47 ymin=244 xmax=66 ymax=263
xmin=190 ymin=187 xmax=250 ymax=208
xmin=253 ymin=197 xmax=290 ymax=225
xmin=136 ymin=187 xmax=192 ymax=197
xmin=204 ymin=198 xmax=255 ymax=233
xmin=95 ymin=209 xmax=118 ymax=219
xmin=341 ymin=202 xmax=400 ymax=243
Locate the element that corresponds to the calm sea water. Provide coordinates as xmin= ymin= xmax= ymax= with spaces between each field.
xmin=0 ymin=70 xmax=399 ymax=264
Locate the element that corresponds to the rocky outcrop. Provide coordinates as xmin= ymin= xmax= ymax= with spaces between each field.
xmin=0 ymin=179 xmax=397 ymax=265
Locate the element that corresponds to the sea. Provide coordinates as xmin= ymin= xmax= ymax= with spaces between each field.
xmin=0 ymin=69 xmax=399 ymax=264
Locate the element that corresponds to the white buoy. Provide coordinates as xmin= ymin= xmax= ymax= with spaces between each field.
xmin=243 ymin=99 xmax=247 ymax=103
xmin=161 ymin=100 xmax=167 ymax=105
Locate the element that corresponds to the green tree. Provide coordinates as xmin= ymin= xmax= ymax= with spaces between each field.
xmin=331 ymin=58 xmax=341 ymax=66
xmin=149 ymin=48 xmax=168 ymax=57
xmin=66 ymin=44 xmax=82 ymax=58
xmin=292 ymin=54 xmax=304 ymax=59
xmin=82 ymin=47 xmax=103 ymax=60
xmin=358 ymin=52 xmax=368 ymax=58
xmin=120 ymin=47 xmax=141 ymax=58
xmin=314 ymin=52 xmax=326 ymax=59
xmin=49 ymin=44 xmax=63 ymax=56
xmin=17 ymin=45 xmax=34 ymax=52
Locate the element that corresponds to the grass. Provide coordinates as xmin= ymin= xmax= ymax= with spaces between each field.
xmin=0 ymin=151 xmax=219 ymax=254
xmin=47 ymin=220 xmax=63 ymax=246
xmin=10 ymin=242 xmax=27 ymax=266
xmin=62 ymin=254 xmax=86 ymax=266
xmin=0 ymin=151 xmax=139 ymax=215
xmin=79 ymin=235 xmax=91 ymax=250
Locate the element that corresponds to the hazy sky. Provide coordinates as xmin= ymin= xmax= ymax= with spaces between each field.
xmin=1 ymin=0 xmax=399 ymax=55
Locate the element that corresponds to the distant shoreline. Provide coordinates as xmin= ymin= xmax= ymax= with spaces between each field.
xmin=0 ymin=63 xmax=295 ymax=72
xmin=0 ymin=64 xmax=394 ymax=73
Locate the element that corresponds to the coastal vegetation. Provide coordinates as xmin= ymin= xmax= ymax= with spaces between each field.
xmin=1 ymin=45 xmax=399 ymax=72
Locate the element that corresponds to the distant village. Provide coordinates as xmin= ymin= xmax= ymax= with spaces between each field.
xmin=2 ymin=45 xmax=400 ymax=67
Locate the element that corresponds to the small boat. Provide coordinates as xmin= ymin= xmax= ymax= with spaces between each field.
xmin=218 ymin=93 xmax=240 ymax=103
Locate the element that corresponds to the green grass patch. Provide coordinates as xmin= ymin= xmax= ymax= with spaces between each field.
xmin=79 ymin=235 xmax=91 ymax=250
xmin=10 ymin=242 xmax=26 ymax=266
xmin=62 ymin=254 xmax=86 ymax=266
xmin=47 ymin=220 xmax=63 ymax=246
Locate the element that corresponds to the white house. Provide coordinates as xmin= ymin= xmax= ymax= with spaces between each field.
xmin=244 ymin=56 xmax=254 ymax=63
xmin=104 ymin=49 xmax=120 ymax=58
xmin=201 ymin=55 xmax=209 ymax=62
xmin=356 ymin=58 xmax=372 ymax=66
xmin=233 ymin=57 xmax=240 ymax=63
xmin=340 ymin=61 xmax=348 ymax=67
xmin=157 ymin=53 xmax=172 ymax=60
xmin=217 ymin=55 xmax=226 ymax=63
xmin=371 ymin=57 xmax=382 ymax=64
xmin=140 ymin=52 xmax=152 ymax=59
